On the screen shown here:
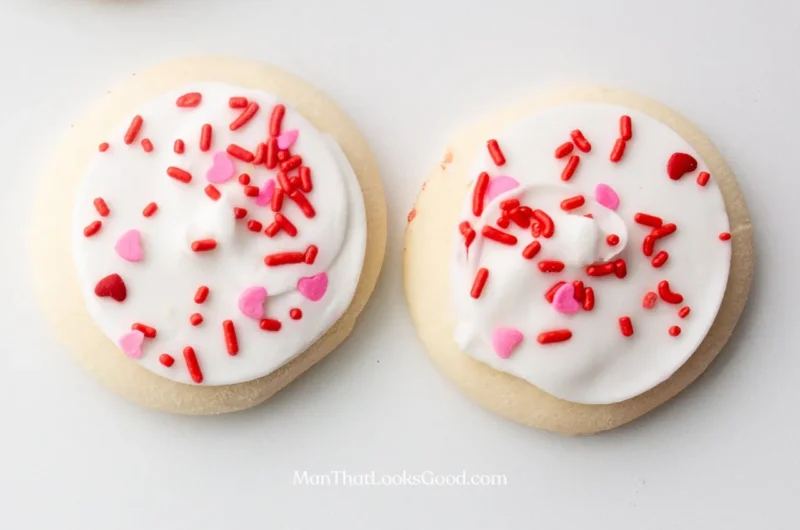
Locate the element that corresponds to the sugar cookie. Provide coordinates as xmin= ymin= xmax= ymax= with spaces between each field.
xmin=404 ymin=87 xmax=752 ymax=434
xmin=32 ymin=57 xmax=386 ymax=413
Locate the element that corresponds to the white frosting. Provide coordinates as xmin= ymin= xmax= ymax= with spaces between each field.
xmin=451 ymin=103 xmax=731 ymax=405
xmin=73 ymin=82 xmax=366 ymax=385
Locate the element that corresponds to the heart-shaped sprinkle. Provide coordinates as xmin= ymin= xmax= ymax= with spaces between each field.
xmin=118 ymin=330 xmax=144 ymax=359
xmin=667 ymin=152 xmax=698 ymax=180
xmin=594 ymin=183 xmax=620 ymax=210
xmin=491 ymin=327 xmax=523 ymax=359
xmin=254 ymin=179 xmax=275 ymax=207
xmin=237 ymin=286 xmax=267 ymax=320
xmin=94 ymin=273 xmax=127 ymax=302
xmin=485 ymin=176 xmax=519 ymax=203
xmin=114 ymin=229 xmax=143 ymax=262
xmin=297 ymin=272 xmax=328 ymax=302
xmin=277 ymin=129 xmax=298 ymax=150
xmin=206 ymin=151 xmax=236 ymax=183
xmin=552 ymin=283 xmax=581 ymax=315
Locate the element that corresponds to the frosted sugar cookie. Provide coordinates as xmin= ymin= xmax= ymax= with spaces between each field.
xmin=404 ymin=87 xmax=752 ymax=434
xmin=32 ymin=57 xmax=386 ymax=413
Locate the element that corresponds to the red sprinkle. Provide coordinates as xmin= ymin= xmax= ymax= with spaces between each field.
xmin=259 ymin=319 xmax=282 ymax=332
xmin=191 ymin=239 xmax=217 ymax=252
xmin=408 ymin=209 xmax=416 ymax=222
xmin=280 ymin=155 xmax=303 ymax=172
xmin=697 ymin=171 xmax=711 ymax=187
xmin=652 ymin=250 xmax=669 ymax=268
xmin=277 ymin=150 xmax=289 ymax=162
xmin=142 ymin=202 xmax=158 ymax=217
xmin=572 ymin=280 xmax=585 ymax=302
xmin=530 ymin=221 xmax=542 ymax=238
xmin=544 ymin=281 xmax=566 ymax=303
xmin=497 ymin=215 xmax=511 ymax=229
xmin=230 ymin=102 xmax=260 ymax=131
xmin=277 ymin=171 xmax=293 ymax=192
xmin=500 ymin=198 xmax=520 ymax=211
xmin=614 ymin=259 xmax=627 ymax=279
xmin=555 ymin=142 xmax=574 ymax=159
xmin=719 ymin=232 xmax=731 ymax=241
xmin=678 ymin=306 xmax=691 ymax=318
xmin=189 ymin=313 xmax=203 ymax=326
xmin=658 ymin=280 xmax=683 ymax=304
xmin=173 ymin=139 xmax=185 ymax=154
xmin=509 ymin=208 xmax=531 ymax=229
xmin=561 ymin=155 xmax=580 ymax=181
xmin=227 ymin=144 xmax=255 ymax=162
xmin=132 ymin=323 xmax=157 ymax=338
xmin=560 ymin=195 xmax=585 ymax=211
xmin=141 ymin=138 xmax=154 ymax=153
xmin=471 ymin=268 xmax=489 ymax=299
xmin=223 ymin=320 xmax=238 ymax=356
xmin=299 ymin=166 xmax=313 ymax=193
xmin=200 ymin=124 xmax=212 ymax=152
xmin=472 ymin=172 xmax=490 ymax=216
xmin=487 ymin=139 xmax=506 ymax=166
xmin=538 ymin=260 xmax=565 ymax=273
xmin=606 ymin=234 xmax=620 ymax=246
xmin=159 ymin=354 xmax=175 ymax=367
xmin=304 ymin=245 xmax=318 ymax=264
xmin=619 ymin=316 xmax=634 ymax=337
xmin=244 ymin=185 xmax=260 ymax=197
xmin=522 ymin=240 xmax=542 ymax=260
xmin=651 ymin=223 xmax=677 ymax=240
xmin=238 ymin=173 xmax=251 ymax=185
xmin=537 ymin=330 xmax=573 ymax=344
xmin=634 ymin=213 xmax=663 ymax=227
xmin=275 ymin=213 xmax=298 ymax=237
xmin=252 ymin=143 xmax=266 ymax=165
xmin=183 ymin=346 xmax=203 ymax=383
xmin=265 ymin=137 xmax=279 ymax=169
xmin=194 ymin=286 xmax=209 ymax=304
xmin=264 ymin=252 xmax=305 ymax=266
xmin=167 ymin=166 xmax=192 ymax=183
xmin=289 ymin=308 xmax=303 ymax=320
xmin=93 ymin=198 xmax=110 ymax=217
xmin=459 ymin=221 xmax=477 ymax=250
xmin=570 ymin=130 xmax=592 ymax=152
xmin=481 ymin=226 xmax=518 ymax=246
xmin=269 ymin=104 xmax=286 ymax=137
xmin=582 ymin=287 xmax=595 ymax=311
xmin=247 ymin=219 xmax=263 ymax=232
xmin=643 ymin=292 xmax=658 ymax=309
xmin=229 ymin=97 xmax=248 ymax=109
xmin=233 ymin=207 xmax=248 ymax=220
xmin=610 ymin=138 xmax=626 ymax=163
xmin=176 ymin=92 xmax=202 ymax=107
xmin=620 ymin=115 xmax=632 ymax=141
xmin=98 ymin=142 xmax=109 ymax=152
xmin=265 ymin=223 xmax=280 ymax=238
xmin=531 ymin=210 xmax=555 ymax=238
xmin=83 ymin=221 xmax=102 ymax=237
xmin=643 ymin=235 xmax=655 ymax=257
xmin=288 ymin=189 xmax=316 ymax=218
xmin=204 ymin=185 xmax=221 ymax=201
xmin=586 ymin=262 xmax=615 ymax=276
xmin=669 ymin=326 xmax=682 ymax=337
xmin=271 ymin=188 xmax=285 ymax=212
xmin=124 ymin=115 xmax=143 ymax=145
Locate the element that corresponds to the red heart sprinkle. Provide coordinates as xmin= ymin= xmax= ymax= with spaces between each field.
xmin=94 ymin=273 xmax=127 ymax=302
xmin=667 ymin=153 xmax=698 ymax=180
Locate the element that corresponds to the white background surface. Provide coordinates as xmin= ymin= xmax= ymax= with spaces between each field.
xmin=0 ymin=1 xmax=796 ymax=528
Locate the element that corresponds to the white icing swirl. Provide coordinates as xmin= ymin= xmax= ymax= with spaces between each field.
xmin=451 ymin=103 xmax=731 ymax=405
xmin=73 ymin=83 xmax=366 ymax=385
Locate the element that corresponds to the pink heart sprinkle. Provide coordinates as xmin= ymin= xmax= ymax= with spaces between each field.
xmin=206 ymin=151 xmax=236 ymax=183
xmin=491 ymin=327 xmax=523 ymax=359
xmin=118 ymin=330 xmax=145 ymax=359
xmin=254 ymin=179 xmax=275 ymax=207
xmin=594 ymin=183 xmax=620 ymax=210
xmin=552 ymin=284 xmax=580 ymax=315
xmin=238 ymin=286 xmax=267 ymax=320
xmin=277 ymin=129 xmax=299 ymax=150
xmin=485 ymin=176 xmax=519 ymax=203
xmin=114 ymin=229 xmax=143 ymax=262
xmin=297 ymin=273 xmax=328 ymax=302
